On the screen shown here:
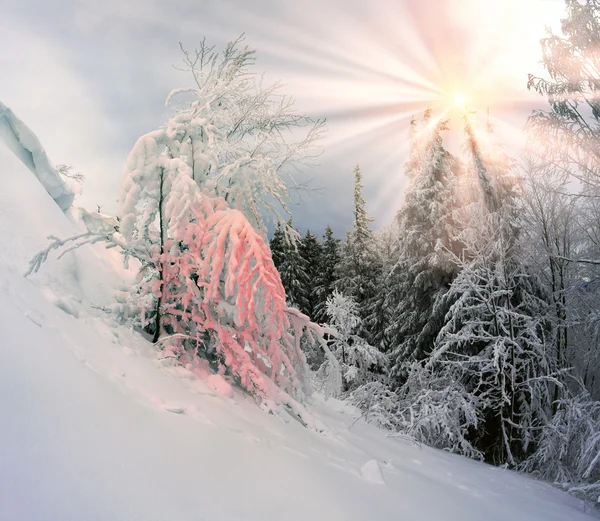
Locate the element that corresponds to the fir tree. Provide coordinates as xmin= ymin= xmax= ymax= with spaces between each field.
xmin=335 ymin=229 xmax=354 ymax=293
xmin=387 ymin=110 xmax=460 ymax=374
xmin=313 ymin=225 xmax=341 ymax=323
xmin=394 ymin=111 xmax=556 ymax=464
xmin=353 ymin=165 xmax=375 ymax=249
xmin=363 ymin=226 xmax=397 ymax=352
xmin=462 ymin=112 xmax=519 ymax=222
xmin=269 ymin=222 xmax=287 ymax=269
xmin=401 ymin=207 xmax=556 ymax=465
xmin=335 ymin=166 xmax=380 ymax=342
xmin=269 ymin=221 xmax=310 ymax=311
xmin=299 ymin=229 xmax=323 ymax=319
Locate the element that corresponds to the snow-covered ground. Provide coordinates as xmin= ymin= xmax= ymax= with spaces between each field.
xmin=0 ymin=131 xmax=598 ymax=521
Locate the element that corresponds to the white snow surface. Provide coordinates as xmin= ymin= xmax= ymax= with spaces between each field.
xmin=361 ymin=459 xmax=386 ymax=485
xmin=0 ymin=101 xmax=74 ymax=211
xmin=0 ymin=142 xmax=598 ymax=521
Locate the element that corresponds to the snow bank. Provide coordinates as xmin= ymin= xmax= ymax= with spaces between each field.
xmin=0 ymin=101 xmax=74 ymax=211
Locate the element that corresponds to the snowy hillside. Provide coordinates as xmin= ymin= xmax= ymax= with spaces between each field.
xmin=0 ymin=124 xmax=597 ymax=521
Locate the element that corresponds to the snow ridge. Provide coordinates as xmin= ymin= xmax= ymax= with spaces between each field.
xmin=0 ymin=101 xmax=74 ymax=211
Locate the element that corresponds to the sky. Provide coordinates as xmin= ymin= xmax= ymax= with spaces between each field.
xmin=1 ymin=0 xmax=565 ymax=237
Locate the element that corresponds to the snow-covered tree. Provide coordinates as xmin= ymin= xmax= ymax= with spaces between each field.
xmin=32 ymin=150 xmax=323 ymax=403
xmin=521 ymin=393 xmax=600 ymax=504
xmin=115 ymin=37 xmax=323 ymax=340
xmin=335 ymin=166 xmax=380 ymax=343
xmin=317 ymin=291 xmax=387 ymax=393
xmin=397 ymin=192 xmax=559 ymax=464
xmin=164 ymin=172 xmax=317 ymax=398
xmin=269 ymin=222 xmax=288 ymax=268
xmin=270 ymin=221 xmax=310 ymax=310
xmin=386 ymin=110 xmax=460 ymax=371
xmin=393 ymin=361 xmax=484 ymax=459
xmin=28 ymin=37 xmax=327 ymax=407
xmin=461 ymin=113 xmax=519 ymax=231
xmin=299 ymin=229 xmax=323 ymax=319
xmin=569 ymin=195 xmax=600 ymax=399
xmin=336 ymin=166 xmax=375 ymax=297
xmin=161 ymin=36 xmax=324 ymax=237
xmin=380 ymin=112 xmax=565 ymax=464
xmin=525 ymin=2 xmax=600 ymax=412
xmin=521 ymin=158 xmax=583 ymax=403
xmin=528 ymin=0 xmax=600 ymax=190
xmin=521 ymin=154 xmax=600 ymax=409
xmin=437 ymin=250 xmax=555 ymax=463
xmin=397 ymin=110 xmax=461 ymax=267
xmin=363 ymin=225 xmax=397 ymax=352
xmin=349 ymin=358 xmax=482 ymax=459
xmin=313 ymin=224 xmax=341 ymax=324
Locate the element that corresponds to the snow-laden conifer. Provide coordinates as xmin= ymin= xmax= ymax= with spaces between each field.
xmin=386 ymin=110 xmax=460 ymax=369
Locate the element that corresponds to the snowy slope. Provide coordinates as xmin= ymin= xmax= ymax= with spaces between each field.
xmin=0 ymin=138 xmax=598 ymax=521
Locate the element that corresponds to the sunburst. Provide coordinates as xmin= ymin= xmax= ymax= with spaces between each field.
xmin=233 ymin=0 xmax=565 ymax=226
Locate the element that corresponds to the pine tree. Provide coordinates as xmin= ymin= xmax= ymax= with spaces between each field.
xmin=270 ymin=221 xmax=310 ymax=311
xmin=335 ymin=166 xmax=380 ymax=343
xmin=387 ymin=110 xmax=460 ymax=374
xmin=269 ymin=222 xmax=287 ymax=268
xmin=403 ymin=208 xmax=556 ymax=465
xmin=462 ymin=112 xmax=519 ymax=221
xmin=363 ymin=226 xmax=397 ymax=352
xmin=298 ymin=229 xmax=323 ymax=319
xmin=313 ymin=225 xmax=341 ymax=323
xmin=353 ymin=165 xmax=375 ymax=250
xmin=395 ymin=113 xmax=557 ymax=465
xmin=335 ymin=229 xmax=354 ymax=293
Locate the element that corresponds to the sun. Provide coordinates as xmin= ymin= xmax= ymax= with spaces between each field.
xmin=453 ymin=93 xmax=467 ymax=108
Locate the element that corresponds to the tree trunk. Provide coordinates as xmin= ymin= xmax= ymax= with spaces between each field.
xmin=153 ymin=168 xmax=166 ymax=343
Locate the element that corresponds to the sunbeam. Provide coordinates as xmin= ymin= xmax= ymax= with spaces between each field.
xmin=216 ymin=0 xmax=565 ymax=226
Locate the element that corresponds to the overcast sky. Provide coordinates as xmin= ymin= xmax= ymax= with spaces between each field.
xmin=1 ymin=0 xmax=565 ymax=237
